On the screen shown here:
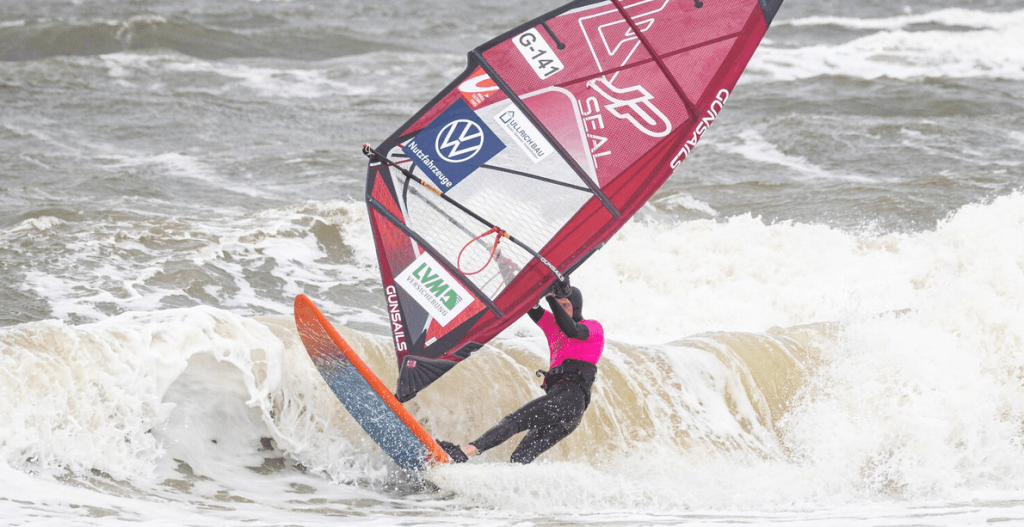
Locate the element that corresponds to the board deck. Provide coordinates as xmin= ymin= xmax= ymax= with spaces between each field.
xmin=293 ymin=294 xmax=449 ymax=469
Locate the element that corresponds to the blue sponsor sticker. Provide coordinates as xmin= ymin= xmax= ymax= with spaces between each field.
xmin=402 ymin=98 xmax=505 ymax=193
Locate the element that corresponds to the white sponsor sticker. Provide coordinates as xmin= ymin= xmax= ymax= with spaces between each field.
xmin=395 ymin=252 xmax=473 ymax=326
xmin=493 ymin=104 xmax=553 ymax=163
xmin=514 ymin=28 xmax=563 ymax=80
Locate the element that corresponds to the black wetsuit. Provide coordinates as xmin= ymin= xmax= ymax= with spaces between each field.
xmin=467 ymin=296 xmax=599 ymax=464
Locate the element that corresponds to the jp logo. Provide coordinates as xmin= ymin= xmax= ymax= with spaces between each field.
xmin=588 ymin=77 xmax=672 ymax=138
xmin=436 ymin=119 xmax=486 ymax=163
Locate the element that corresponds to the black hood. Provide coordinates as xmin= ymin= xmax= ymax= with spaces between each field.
xmin=566 ymin=286 xmax=583 ymax=322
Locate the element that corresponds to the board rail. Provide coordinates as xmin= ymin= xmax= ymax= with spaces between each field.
xmin=293 ymin=294 xmax=449 ymax=469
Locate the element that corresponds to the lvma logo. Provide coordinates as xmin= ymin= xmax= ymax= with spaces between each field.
xmin=395 ymin=251 xmax=473 ymax=326
xmin=436 ymin=119 xmax=486 ymax=163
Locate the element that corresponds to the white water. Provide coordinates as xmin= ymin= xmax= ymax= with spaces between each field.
xmin=3 ymin=2 xmax=1024 ymax=524
xmin=3 ymin=191 xmax=1023 ymax=524
xmin=752 ymin=9 xmax=1024 ymax=82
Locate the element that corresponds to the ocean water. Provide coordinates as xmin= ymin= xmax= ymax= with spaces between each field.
xmin=2 ymin=0 xmax=1024 ymax=525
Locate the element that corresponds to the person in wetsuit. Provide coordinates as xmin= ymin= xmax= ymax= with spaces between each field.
xmin=439 ymin=285 xmax=603 ymax=464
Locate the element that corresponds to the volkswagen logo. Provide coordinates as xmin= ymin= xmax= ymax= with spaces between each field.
xmin=435 ymin=119 xmax=486 ymax=163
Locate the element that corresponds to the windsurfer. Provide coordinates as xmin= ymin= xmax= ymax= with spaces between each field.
xmin=439 ymin=285 xmax=603 ymax=464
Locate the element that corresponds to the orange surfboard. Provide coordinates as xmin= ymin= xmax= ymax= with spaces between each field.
xmin=293 ymin=294 xmax=449 ymax=469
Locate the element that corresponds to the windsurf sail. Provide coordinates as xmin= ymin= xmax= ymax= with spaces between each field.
xmin=365 ymin=0 xmax=784 ymax=401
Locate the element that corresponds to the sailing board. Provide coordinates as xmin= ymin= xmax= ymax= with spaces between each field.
xmin=365 ymin=0 xmax=784 ymax=401
xmin=293 ymin=294 xmax=449 ymax=469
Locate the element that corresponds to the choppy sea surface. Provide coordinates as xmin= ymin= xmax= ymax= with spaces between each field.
xmin=2 ymin=0 xmax=1023 ymax=525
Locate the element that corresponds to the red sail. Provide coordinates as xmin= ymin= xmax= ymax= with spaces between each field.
xmin=365 ymin=0 xmax=784 ymax=401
